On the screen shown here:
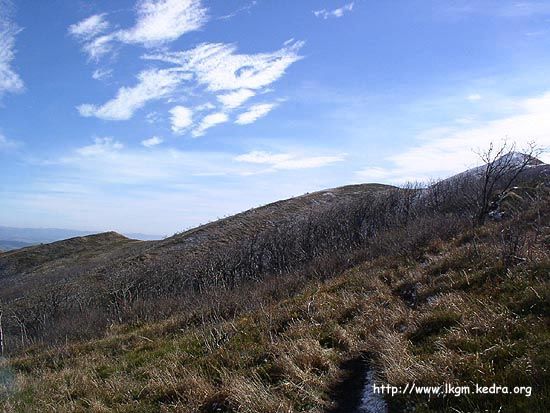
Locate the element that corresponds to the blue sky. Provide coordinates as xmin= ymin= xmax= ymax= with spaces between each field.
xmin=1 ymin=0 xmax=550 ymax=236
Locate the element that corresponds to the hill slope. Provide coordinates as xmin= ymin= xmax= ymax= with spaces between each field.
xmin=1 ymin=176 xmax=548 ymax=412
xmin=0 ymin=183 xmax=393 ymax=346
xmin=0 ymin=184 xmax=390 ymax=280
xmin=0 ymin=158 xmax=548 ymax=412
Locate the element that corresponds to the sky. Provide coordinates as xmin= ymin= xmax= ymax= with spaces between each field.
xmin=1 ymin=0 xmax=550 ymax=236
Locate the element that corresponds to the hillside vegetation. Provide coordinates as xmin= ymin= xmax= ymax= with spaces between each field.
xmin=0 ymin=151 xmax=549 ymax=412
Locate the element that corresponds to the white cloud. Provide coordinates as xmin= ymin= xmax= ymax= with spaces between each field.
xmin=78 ymin=69 xmax=189 ymax=120
xmin=217 ymin=88 xmax=255 ymax=109
xmin=69 ymin=0 xmax=207 ymax=60
xmin=117 ymin=0 xmax=207 ymax=45
xmin=59 ymin=139 xmax=231 ymax=183
xmin=217 ymin=1 xmax=257 ymax=21
xmin=169 ymin=105 xmax=193 ymax=133
xmin=498 ymin=2 xmax=550 ymax=17
xmin=467 ymin=93 xmax=482 ymax=101
xmin=68 ymin=4 xmax=303 ymax=136
xmin=235 ymin=150 xmax=345 ymax=170
xmin=76 ymin=137 xmax=123 ymax=157
xmin=81 ymin=34 xmax=114 ymax=61
xmin=18 ymin=141 xmax=350 ymax=233
xmin=144 ymin=40 xmax=304 ymax=91
xmin=0 ymin=132 xmax=18 ymax=150
xmin=355 ymin=91 xmax=550 ymax=183
xmin=0 ymin=1 xmax=24 ymax=97
xmin=195 ymin=102 xmax=215 ymax=111
xmin=236 ymin=103 xmax=276 ymax=125
xmin=443 ymin=2 xmax=550 ymax=19
xmin=68 ymin=14 xmax=113 ymax=61
xmin=235 ymin=151 xmax=292 ymax=164
xmin=68 ymin=14 xmax=110 ymax=40
xmin=145 ymin=111 xmax=162 ymax=123
xmin=192 ymin=112 xmax=228 ymax=137
xmin=354 ymin=166 xmax=393 ymax=181
xmin=314 ymin=2 xmax=354 ymax=19
xmin=141 ymin=136 xmax=163 ymax=147
xmin=143 ymin=40 xmax=303 ymax=134
xmin=92 ymin=68 xmax=112 ymax=80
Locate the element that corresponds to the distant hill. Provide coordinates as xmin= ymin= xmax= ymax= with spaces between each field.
xmin=0 ymin=183 xmax=390 ymax=284
xmin=0 ymin=239 xmax=34 ymax=251
xmin=0 ymin=225 xmax=161 ymax=251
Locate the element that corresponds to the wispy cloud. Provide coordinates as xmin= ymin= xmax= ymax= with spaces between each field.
xmin=467 ymin=93 xmax=482 ymax=101
xmin=78 ymin=69 xmax=190 ymax=120
xmin=144 ymin=40 xmax=303 ymax=134
xmin=59 ymin=138 xmax=233 ymax=183
xmin=235 ymin=103 xmax=276 ymax=125
xmin=192 ymin=112 xmax=229 ymax=137
xmin=313 ymin=2 xmax=354 ymax=19
xmin=498 ymin=1 xmax=550 ymax=17
xmin=217 ymin=88 xmax=255 ymax=109
xmin=92 ymin=67 xmax=112 ymax=81
xmin=144 ymin=40 xmax=304 ymax=92
xmin=70 ymin=2 xmax=303 ymax=136
xmin=117 ymin=0 xmax=207 ymax=45
xmin=443 ymin=1 xmax=550 ymax=18
xmin=235 ymin=150 xmax=346 ymax=170
xmin=141 ymin=136 xmax=163 ymax=147
xmin=0 ymin=132 xmax=18 ymax=150
xmin=68 ymin=13 xmax=110 ymax=41
xmin=169 ymin=105 xmax=193 ymax=133
xmin=76 ymin=137 xmax=123 ymax=157
xmin=69 ymin=0 xmax=208 ymax=60
xmin=62 ymin=142 xmax=344 ymax=181
xmin=217 ymin=1 xmax=257 ymax=21
xmin=355 ymin=91 xmax=550 ymax=183
xmin=19 ymin=141 xmax=348 ymax=233
xmin=0 ymin=0 xmax=24 ymax=98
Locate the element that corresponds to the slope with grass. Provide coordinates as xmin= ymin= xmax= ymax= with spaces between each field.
xmin=1 ymin=182 xmax=548 ymax=412
xmin=0 ymin=183 xmax=392 ymax=350
xmin=0 ymin=159 xmax=548 ymax=412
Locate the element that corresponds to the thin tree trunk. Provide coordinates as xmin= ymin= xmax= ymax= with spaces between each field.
xmin=0 ymin=311 xmax=4 ymax=357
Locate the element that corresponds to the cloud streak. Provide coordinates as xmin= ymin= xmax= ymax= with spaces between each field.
xmin=78 ymin=69 xmax=190 ymax=120
xmin=75 ymin=137 xmax=123 ymax=157
xmin=143 ymin=41 xmax=303 ymax=134
xmin=69 ymin=0 xmax=208 ymax=60
xmin=70 ymin=2 xmax=304 ymax=136
xmin=68 ymin=13 xmax=110 ymax=41
xmin=236 ymin=103 xmax=276 ymax=125
xmin=235 ymin=150 xmax=345 ymax=170
xmin=355 ymin=91 xmax=550 ymax=183
xmin=313 ymin=2 xmax=354 ymax=19
xmin=0 ymin=132 xmax=18 ymax=150
xmin=0 ymin=0 xmax=24 ymax=98
xmin=144 ymin=40 xmax=304 ymax=92
xmin=192 ymin=112 xmax=229 ymax=137
xmin=141 ymin=136 xmax=163 ymax=147
xmin=217 ymin=89 xmax=255 ymax=109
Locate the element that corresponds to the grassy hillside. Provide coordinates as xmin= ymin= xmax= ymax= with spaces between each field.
xmin=0 ymin=158 xmax=548 ymax=412
xmin=0 ymin=183 xmax=548 ymax=412
xmin=0 ymin=183 xmax=392 ymax=350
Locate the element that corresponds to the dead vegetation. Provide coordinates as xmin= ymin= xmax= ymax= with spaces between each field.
xmin=0 ymin=148 xmax=548 ymax=412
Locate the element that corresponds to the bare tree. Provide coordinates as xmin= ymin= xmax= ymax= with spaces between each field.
xmin=0 ymin=308 xmax=4 ymax=357
xmin=472 ymin=141 xmax=539 ymax=225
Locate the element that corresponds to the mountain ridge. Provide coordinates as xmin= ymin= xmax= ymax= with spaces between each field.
xmin=0 ymin=154 xmax=548 ymax=412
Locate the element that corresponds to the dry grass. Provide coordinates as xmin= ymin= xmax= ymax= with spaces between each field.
xmin=1 ymin=191 xmax=549 ymax=412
